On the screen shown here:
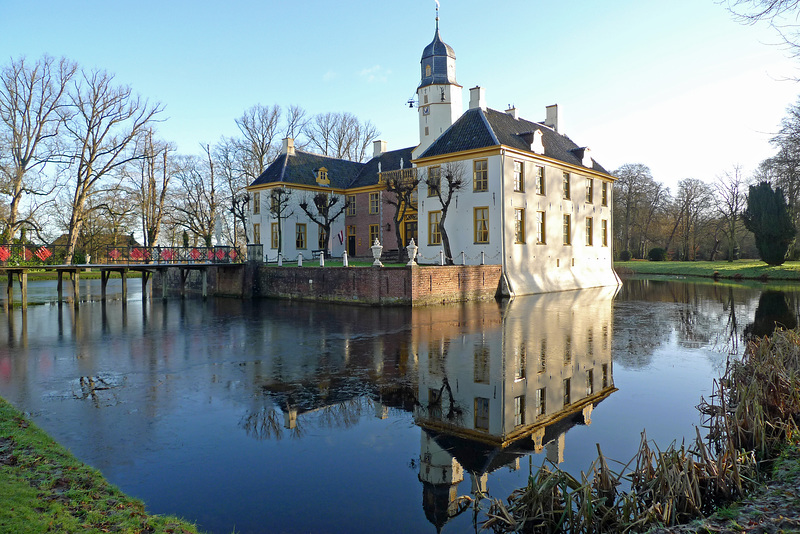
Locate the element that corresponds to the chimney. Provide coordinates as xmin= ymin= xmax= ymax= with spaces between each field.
xmin=469 ymin=86 xmax=486 ymax=110
xmin=282 ymin=137 xmax=295 ymax=156
xmin=373 ymin=140 xmax=387 ymax=159
xmin=505 ymin=106 xmax=518 ymax=119
xmin=544 ymin=105 xmax=558 ymax=132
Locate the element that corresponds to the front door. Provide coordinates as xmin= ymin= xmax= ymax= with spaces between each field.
xmin=347 ymin=226 xmax=357 ymax=256
xmin=403 ymin=221 xmax=418 ymax=246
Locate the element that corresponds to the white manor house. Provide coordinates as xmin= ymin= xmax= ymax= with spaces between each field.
xmin=247 ymin=15 xmax=620 ymax=296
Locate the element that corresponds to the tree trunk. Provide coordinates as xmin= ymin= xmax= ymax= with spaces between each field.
xmin=439 ymin=211 xmax=454 ymax=265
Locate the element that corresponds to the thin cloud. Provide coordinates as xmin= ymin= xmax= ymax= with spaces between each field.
xmin=359 ymin=65 xmax=391 ymax=83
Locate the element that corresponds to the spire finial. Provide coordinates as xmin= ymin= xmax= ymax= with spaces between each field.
xmin=435 ymin=0 xmax=440 ymax=29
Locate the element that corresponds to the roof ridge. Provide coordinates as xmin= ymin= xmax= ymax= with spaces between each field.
xmin=278 ymin=153 xmax=288 ymax=182
xmin=293 ymin=148 xmax=365 ymax=165
xmin=478 ymin=108 xmax=500 ymax=146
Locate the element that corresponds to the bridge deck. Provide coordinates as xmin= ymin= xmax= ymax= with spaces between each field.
xmin=0 ymin=263 xmax=243 ymax=310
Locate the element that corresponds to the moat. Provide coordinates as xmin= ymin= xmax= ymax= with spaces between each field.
xmin=0 ymin=276 xmax=793 ymax=533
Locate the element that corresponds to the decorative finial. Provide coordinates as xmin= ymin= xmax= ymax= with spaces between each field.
xmin=435 ymin=0 xmax=440 ymax=28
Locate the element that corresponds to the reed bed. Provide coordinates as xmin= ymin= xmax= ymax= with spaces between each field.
xmin=482 ymin=328 xmax=800 ymax=533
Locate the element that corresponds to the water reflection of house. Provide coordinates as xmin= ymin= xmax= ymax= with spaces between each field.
xmin=412 ymin=287 xmax=618 ymax=530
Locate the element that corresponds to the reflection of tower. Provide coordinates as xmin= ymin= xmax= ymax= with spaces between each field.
xmin=419 ymin=430 xmax=465 ymax=532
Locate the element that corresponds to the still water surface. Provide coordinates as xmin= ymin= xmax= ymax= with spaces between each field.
xmin=0 ymin=277 xmax=796 ymax=533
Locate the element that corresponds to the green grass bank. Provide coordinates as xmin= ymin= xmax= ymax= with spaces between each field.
xmin=0 ymin=396 xmax=204 ymax=534
xmin=615 ymin=259 xmax=800 ymax=281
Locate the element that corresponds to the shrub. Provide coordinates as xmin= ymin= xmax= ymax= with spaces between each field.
xmin=647 ymin=247 xmax=667 ymax=261
xmin=619 ymin=250 xmax=632 ymax=261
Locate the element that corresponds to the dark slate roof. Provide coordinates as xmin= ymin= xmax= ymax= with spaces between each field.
xmin=422 ymin=28 xmax=455 ymax=60
xmin=249 ymin=146 xmax=417 ymax=190
xmin=418 ymin=107 xmax=610 ymax=175
xmin=350 ymin=146 xmax=415 ymax=188
xmin=419 ymin=28 xmax=457 ymax=88
xmin=249 ymin=150 xmax=364 ymax=189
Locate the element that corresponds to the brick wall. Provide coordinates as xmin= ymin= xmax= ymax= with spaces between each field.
xmin=154 ymin=263 xmax=501 ymax=306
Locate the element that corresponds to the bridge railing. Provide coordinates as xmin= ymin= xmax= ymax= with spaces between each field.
xmin=0 ymin=244 xmax=71 ymax=266
xmin=0 ymin=244 xmax=249 ymax=266
xmin=105 ymin=246 xmax=244 ymax=264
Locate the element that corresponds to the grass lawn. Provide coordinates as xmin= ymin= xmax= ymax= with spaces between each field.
xmin=615 ymin=259 xmax=800 ymax=281
xmin=0 ymin=396 xmax=205 ymax=534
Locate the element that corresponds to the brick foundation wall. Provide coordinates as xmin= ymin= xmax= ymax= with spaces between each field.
xmin=154 ymin=263 xmax=502 ymax=306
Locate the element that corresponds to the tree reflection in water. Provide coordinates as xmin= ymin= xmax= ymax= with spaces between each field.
xmin=744 ymin=290 xmax=798 ymax=339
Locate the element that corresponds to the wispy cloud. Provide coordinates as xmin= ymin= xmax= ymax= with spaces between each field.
xmin=322 ymin=70 xmax=337 ymax=82
xmin=359 ymin=65 xmax=391 ymax=83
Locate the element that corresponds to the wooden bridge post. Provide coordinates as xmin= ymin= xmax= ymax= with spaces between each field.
xmin=180 ymin=268 xmax=188 ymax=297
xmin=57 ymin=271 xmax=63 ymax=302
xmin=71 ymin=271 xmax=79 ymax=309
xmin=101 ymin=270 xmax=109 ymax=301
xmin=141 ymin=271 xmax=149 ymax=299
xmin=5 ymin=272 xmax=12 ymax=310
xmin=18 ymin=271 xmax=27 ymax=311
xmin=121 ymin=271 xmax=127 ymax=301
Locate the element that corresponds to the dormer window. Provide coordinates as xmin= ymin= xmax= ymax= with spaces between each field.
xmin=316 ymin=167 xmax=329 ymax=185
xmin=425 ymin=64 xmax=431 ymax=77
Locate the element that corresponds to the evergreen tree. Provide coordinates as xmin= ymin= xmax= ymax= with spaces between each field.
xmin=742 ymin=181 xmax=796 ymax=265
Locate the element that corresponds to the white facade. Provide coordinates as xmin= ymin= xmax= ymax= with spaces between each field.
xmin=414 ymin=147 xmax=619 ymax=295
xmin=249 ymin=188 xmax=347 ymax=262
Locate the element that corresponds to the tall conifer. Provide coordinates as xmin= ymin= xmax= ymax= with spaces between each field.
xmin=742 ymin=181 xmax=796 ymax=265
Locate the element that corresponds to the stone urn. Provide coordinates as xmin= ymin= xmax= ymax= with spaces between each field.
xmin=371 ymin=239 xmax=383 ymax=267
xmin=406 ymin=238 xmax=418 ymax=266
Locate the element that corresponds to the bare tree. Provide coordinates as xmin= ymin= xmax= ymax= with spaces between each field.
xmin=673 ymin=178 xmax=714 ymax=260
xmin=268 ymin=187 xmax=293 ymax=256
xmin=0 ymin=55 xmax=77 ymax=241
xmin=235 ymin=104 xmax=282 ymax=181
xmin=214 ymin=137 xmax=249 ymax=250
xmin=284 ymin=104 xmax=308 ymax=144
xmin=80 ymin=188 xmax=137 ymax=258
xmin=128 ymin=129 xmax=174 ymax=248
xmin=306 ymin=112 xmax=379 ymax=162
xmin=60 ymin=68 xmax=162 ymax=263
xmin=425 ymin=161 xmax=468 ymax=265
xmin=384 ymin=170 xmax=420 ymax=262
xmin=298 ymin=192 xmax=348 ymax=253
xmin=728 ymin=0 xmax=800 ymax=54
xmin=171 ymin=147 xmax=217 ymax=247
xmin=715 ymin=166 xmax=747 ymax=261
xmin=613 ymin=163 xmax=659 ymax=257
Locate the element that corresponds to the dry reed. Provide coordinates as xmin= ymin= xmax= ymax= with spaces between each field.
xmin=483 ymin=328 xmax=800 ymax=533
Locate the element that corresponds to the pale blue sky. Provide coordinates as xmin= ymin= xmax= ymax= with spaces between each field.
xmin=3 ymin=0 xmax=798 ymax=189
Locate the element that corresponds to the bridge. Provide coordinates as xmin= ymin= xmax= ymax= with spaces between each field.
xmin=0 ymin=244 xmax=262 ymax=310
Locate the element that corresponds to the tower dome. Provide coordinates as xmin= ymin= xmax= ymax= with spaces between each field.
xmin=418 ymin=24 xmax=457 ymax=89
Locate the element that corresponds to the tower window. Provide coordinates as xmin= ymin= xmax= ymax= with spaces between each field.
xmin=425 ymin=64 xmax=431 ymax=77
